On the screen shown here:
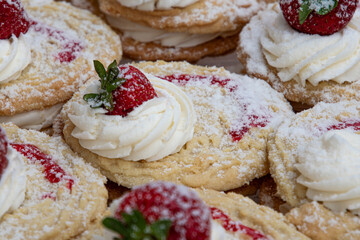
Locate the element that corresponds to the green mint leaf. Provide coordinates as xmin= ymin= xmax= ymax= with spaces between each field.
xmin=132 ymin=210 xmax=147 ymax=232
xmin=316 ymin=0 xmax=338 ymax=15
xmin=299 ymin=0 xmax=312 ymax=24
xmin=93 ymin=60 xmax=107 ymax=88
xmin=102 ymin=217 xmax=131 ymax=239
xmin=83 ymin=93 xmax=103 ymax=108
xmin=150 ymin=220 xmax=172 ymax=240
xmin=106 ymin=78 xmax=126 ymax=93
xmin=101 ymin=92 xmax=114 ymax=111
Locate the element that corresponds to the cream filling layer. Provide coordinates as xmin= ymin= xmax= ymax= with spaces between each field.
xmin=0 ymin=103 xmax=63 ymax=130
xmin=296 ymin=130 xmax=360 ymax=215
xmin=260 ymin=8 xmax=360 ymax=86
xmin=106 ymin=15 xmax=222 ymax=48
xmin=68 ymin=74 xmax=196 ymax=161
xmin=117 ymin=0 xmax=199 ymax=11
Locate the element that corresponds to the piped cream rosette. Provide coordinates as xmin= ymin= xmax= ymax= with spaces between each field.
xmin=67 ymin=73 xmax=196 ymax=162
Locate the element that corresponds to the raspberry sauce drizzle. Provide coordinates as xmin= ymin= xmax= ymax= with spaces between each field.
xmin=159 ymin=74 xmax=269 ymax=142
xmin=31 ymin=21 xmax=84 ymax=63
xmin=0 ymin=127 xmax=8 ymax=178
xmin=326 ymin=120 xmax=360 ymax=131
xmin=10 ymin=143 xmax=74 ymax=191
xmin=211 ymin=207 xmax=268 ymax=240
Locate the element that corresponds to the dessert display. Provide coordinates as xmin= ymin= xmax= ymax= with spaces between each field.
xmin=92 ymin=181 xmax=308 ymax=239
xmin=238 ymin=0 xmax=360 ymax=106
xmin=0 ymin=0 xmax=122 ymax=130
xmin=98 ymin=0 xmax=272 ymax=62
xmin=60 ymin=60 xmax=293 ymax=191
xmin=0 ymin=123 xmax=108 ymax=239
xmin=268 ymin=101 xmax=360 ymax=239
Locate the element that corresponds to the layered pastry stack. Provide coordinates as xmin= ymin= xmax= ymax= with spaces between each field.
xmin=1 ymin=0 xmax=360 ymax=239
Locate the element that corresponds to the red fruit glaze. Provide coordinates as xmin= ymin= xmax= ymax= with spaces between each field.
xmin=211 ymin=207 xmax=268 ymax=240
xmin=107 ymin=65 xmax=158 ymax=116
xmin=31 ymin=21 xmax=84 ymax=63
xmin=326 ymin=119 xmax=360 ymax=131
xmin=0 ymin=0 xmax=31 ymax=39
xmin=0 ymin=127 xmax=8 ymax=178
xmin=159 ymin=74 xmax=269 ymax=142
xmin=115 ymin=182 xmax=211 ymax=240
xmin=280 ymin=0 xmax=358 ymax=35
xmin=10 ymin=143 xmax=74 ymax=191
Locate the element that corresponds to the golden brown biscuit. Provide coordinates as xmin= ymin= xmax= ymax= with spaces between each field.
xmin=60 ymin=61 xmax=293 ymax=191
xmin=0 ymin=123 xmax=108 ymax=240
xmin=0 ymin=0 xmax=121 ymax=129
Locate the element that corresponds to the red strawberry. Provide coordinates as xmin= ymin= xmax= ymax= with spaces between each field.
xmin=0 ymin=0 xmax=31 ymax=39
xmin=104 ymin=182 xmax=211 ymax=240
xmin=107 ymin=65 xmax=157 ymax=116
xmin=84 ymin=61 xmax=158 ymax=117
xmin=0 ymin=127 xmax=8 ymax=178
xmin=280 ymin=0 xmax=358 ymax=35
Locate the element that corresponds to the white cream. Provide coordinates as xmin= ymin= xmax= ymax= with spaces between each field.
xmin=260 ymin=8 xmax=360 ymax=86
xmin=68 ymin=74 xmax=196 ymax=161
xmin=296 ymin=130 xmax=360 ymax=215
xmin=0 ymin=34 xmax=31 ymax=84
xmin=0 ymin=103 xmax=63 ymax=130
xmin=210 ymin=220 xmax=238 ymax=239
xmin=106 ymin=15 xmax=222 ymax=48
xmin=0 ymin=146 xmax=27 ymax=219
xmin=117 ymin=0 xmax=198 ymax=11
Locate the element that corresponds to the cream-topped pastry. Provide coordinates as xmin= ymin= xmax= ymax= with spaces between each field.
xmin=238 ymin=3 xmax=360 ymax=106
xmin=0 ymin=127 xmax=26 ymax=219
xmin=116 ymin=0 xmax=199 ymax=11
xmin=0 ymin=0 xmax=122 ymax=130
xmin=68 ymin=72 xmax=195 ymax=161
xmin=0 ymin=34 xmax=31 ymax=84
xmin=296 ymin=130 xmax=360 ymax=215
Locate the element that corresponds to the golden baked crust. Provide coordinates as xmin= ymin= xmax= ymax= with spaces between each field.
xmin=60 ymin=61 xmax=293 ymax=191
xmin=0 ymin=0 xmax=122 ymax=116
xmin=287 ymin=202 xmax=360 ymax=240
xmin=0 ymin=123 xmax=108 ymax=240
xmin=196 ymin=188 xmax=310 ymax=240
xmin=237 ymin=4 xmax=360 ymax=106
xmin=121 ymin=34 xmax=238 ymax=62
xmin=99 ymin=0 xmax=270 ymax=34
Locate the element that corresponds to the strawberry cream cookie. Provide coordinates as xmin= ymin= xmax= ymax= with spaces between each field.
xmin=268 ymin=101 xmax=360 ymax=239
xmin=90 ymin=181 xmax=309 ymax=240
xmin=0 ymin=123 xmax=108 ymax=240
xmin=60 ymin=60 xmax=293 ymax=191
xmin=98 ymin=0 xmax=272 ymax=62
xmin=238 ymin=0 xmax=359 ymax=106
xmin=0 ymin=0 xmax=121 ymax=130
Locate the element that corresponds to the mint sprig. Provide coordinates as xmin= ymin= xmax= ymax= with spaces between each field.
xmin=102 ymin=210 xmax=172 ymax=240
xmin=83 ymin=60 xmax=126 ymax=111
xmin=299 ymin=0 xmax=338 ymax=24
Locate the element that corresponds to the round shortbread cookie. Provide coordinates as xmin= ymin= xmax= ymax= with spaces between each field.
xmin=238 ymin=4 xmax=360 ymax=106
xmin=0 ymin=123 xmax=108 ymax=240
xmin=0 ymin=0 xmax=122 ymax=117
xmin=268 ymin=101 xmax=360 ymax=206
xmin=60 ymin=61 xmax=293 ymax=191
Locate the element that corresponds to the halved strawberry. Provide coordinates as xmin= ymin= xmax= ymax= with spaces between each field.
xmin=280 ymin=0 xmax=358 ymax=35
xmin=0 ymin=0 xmax=31 ymax=39
xmin=0 ymin=127 xmax=8 ymax=178
xmin=84 ymin=61 xmax=157 ymax=117
xmin=103 ymin=182 xmax=211 ymax=240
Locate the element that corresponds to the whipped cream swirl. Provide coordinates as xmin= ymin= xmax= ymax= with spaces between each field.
xmin=296 ymin=130 xmax=360 ymax=215
xmin=0 ymin=103 xmax=63 ymax=130
xmin=68 ymin=74 xmax=196 ymax=161
xmin=117 ymin=0 xmax=198 ymax=11
xmin=260 ymin=8 xmax=360 ymax=86
xmin=0 ymin=34 xmax=32 ymax=84
xmin=106 ymin=15 xmax=221 ymax=48
xmin=0 ymin=146 xmax=27 ymax=219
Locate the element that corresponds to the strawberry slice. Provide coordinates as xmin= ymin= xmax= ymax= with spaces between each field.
xmin=103 ymin=182 xmax=211 ymax=240
xmin=280 ymin=0 xmax=358 ymax=35
xmin=84 ymin=61 xmax=157 ymax=117
xmin=0 ymin=0 xmax=31 ymax=39
xmin=0 ymin=127 xmax=8 ymax=178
